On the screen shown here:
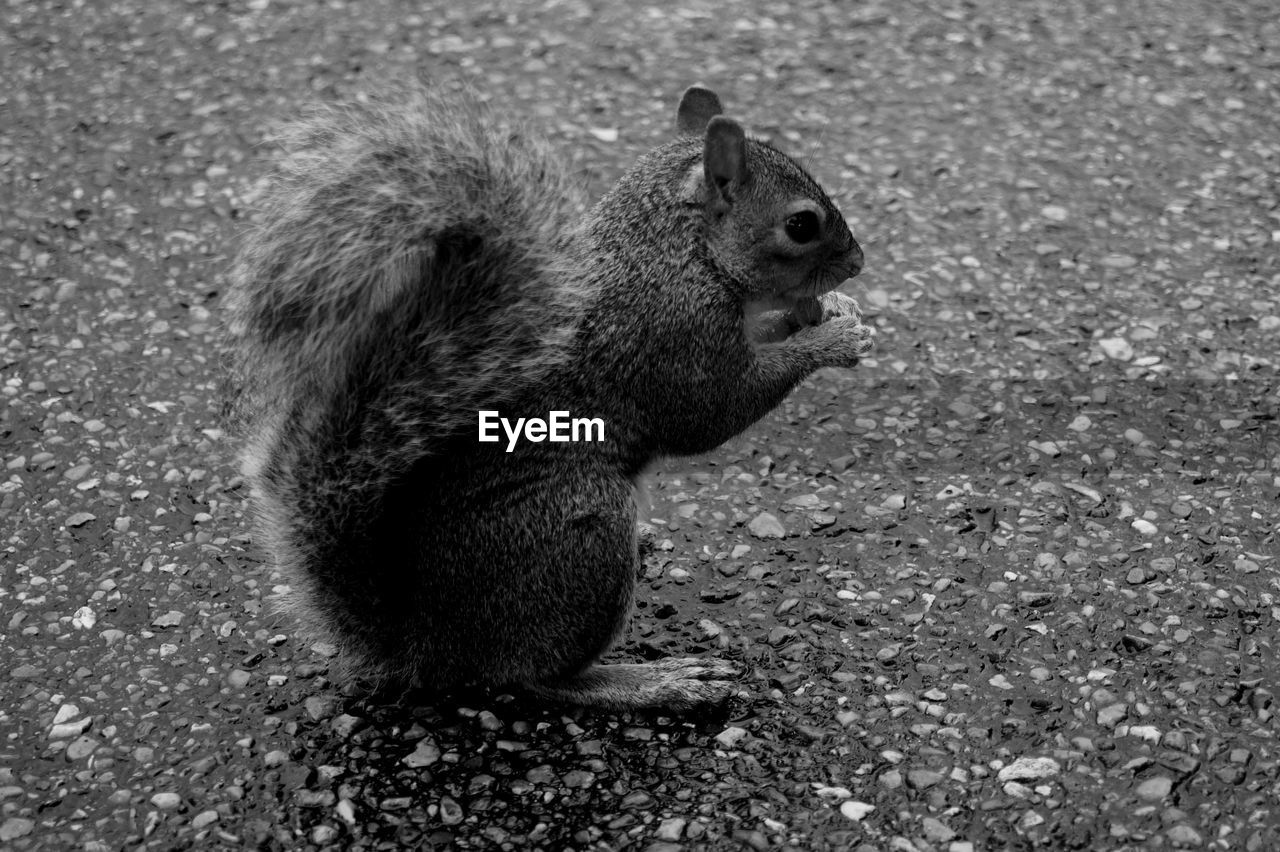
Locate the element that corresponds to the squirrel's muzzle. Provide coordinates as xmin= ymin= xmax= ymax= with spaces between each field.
xmin=839 ymin=238 xmax=864 ymax=279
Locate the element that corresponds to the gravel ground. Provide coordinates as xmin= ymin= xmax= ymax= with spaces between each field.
xmin=2 ymin=0 xmax=1278 ymax=850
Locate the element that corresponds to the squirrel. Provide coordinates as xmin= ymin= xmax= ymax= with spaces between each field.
xmin=224 ymin=82 xmax=872 ymax=713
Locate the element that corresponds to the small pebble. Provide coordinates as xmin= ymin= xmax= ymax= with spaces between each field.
xmin=403 ymin=739 xmax=441 ymax=768
xmin=921 ymin=816 xmax=956 ymax=842
xmin=304 ymin=695 xmax=340 ymax=721
xmin=438 ymin=795 xmax=464 ymax=824
xmin=1099 ymin=338 xmax=1133 ymax=361
xmin=877 ymin=643 xmax=903 ymax=663
xmin=747 ymin=512 xmax=786 ymax=540
xmin=53 ymin=705 xmax=80 ymax=726
xmin=0 ymin=818 xmax=35 ymax=841
xmin=813 ymin=784 xmax=853 ymax=800
xmin=49 ymin=717 xmax=92 ymax=740
xmin=906 ymin=768 xmax=945 ymax=789
xmin=65 ymin=736 xmax=99 ymax=760
xmin=840 ymin=801 xmax=875 ymax=821
xmin=1136 ymin=776 xmax=1173 ymax=801
xmin=1098 ymin=704 xmax=1129 ymax=729
xmin=1128 ymin=725 xmax=1161 ymax=743
xmin=330 ymin=713 xmax=364 ymax=738
xmin=1160 ymin=754 xmax=1200 ymax=778
xmin=562 ymin=770 xmax=595 ymax=789
xmin=151 ymin=611 xmax=184 ymax=628
xmin=714 ymin=726 xmax=749 ymax=748
xmin=312 ymin=825 xmax=339 ymax=844
xmin=151 ymin=792 xmax=182 ymax=810
xmin=64 ymin=464 xmax=92 ymax=481
xmin=997 ymin=757 xmax=1061 ymax=782
xmin=655 ymin=817 xmax=687 ymax=840
xmin=296 ymin=790 xmax=336 ymax=808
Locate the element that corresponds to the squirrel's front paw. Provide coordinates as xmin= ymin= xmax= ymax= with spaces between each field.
xmin=798 ymin=315 xmax=874 ymax=368
xmin=819 ymin=291 xmax=863 ymax=323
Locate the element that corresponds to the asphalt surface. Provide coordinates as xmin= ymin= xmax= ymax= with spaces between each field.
xmin=2 ymin=1 xmax=1277 ymax=849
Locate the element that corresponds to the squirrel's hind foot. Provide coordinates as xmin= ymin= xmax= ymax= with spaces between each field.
xmin=523 ymin=657 xmax=742 ymax=713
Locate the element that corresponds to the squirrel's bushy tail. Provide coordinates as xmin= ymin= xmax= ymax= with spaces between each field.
xmin=224 ymin=85 xmax=587 ymax=651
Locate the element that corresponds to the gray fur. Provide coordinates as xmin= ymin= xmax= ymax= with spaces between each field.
xmin=224 ymin=83 xmax=871 ymax=711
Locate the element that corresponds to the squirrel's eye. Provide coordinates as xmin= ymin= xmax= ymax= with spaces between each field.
xmin=784 ymin=210 xmax=821 ymax=244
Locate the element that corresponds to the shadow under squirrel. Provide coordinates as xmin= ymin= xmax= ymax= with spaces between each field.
xmin=224 ymin=83 xmax=872 ymax=712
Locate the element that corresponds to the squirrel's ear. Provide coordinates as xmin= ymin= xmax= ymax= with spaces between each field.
xmin=676 ymin=86 xmax=723 ymax=136
xmin=702 ymin=116 xmax=748 ymax=214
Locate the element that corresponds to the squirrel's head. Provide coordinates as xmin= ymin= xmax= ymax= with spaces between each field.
xmin=675 ymin=86 xmax=863 ymax=300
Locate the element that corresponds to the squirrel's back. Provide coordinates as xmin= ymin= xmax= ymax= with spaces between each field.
xmin=226 ymin=84 xmax=588 ymax=446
